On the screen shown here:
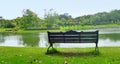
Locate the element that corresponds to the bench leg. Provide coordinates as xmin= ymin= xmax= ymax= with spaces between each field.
xmin=95 ymin=43 xmax=99 ymax=51
xmin=47 ymin=43 xmax=53 ymax=52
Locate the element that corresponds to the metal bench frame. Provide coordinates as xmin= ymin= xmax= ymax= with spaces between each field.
xmin=47 ymin=30 xmax=99 ymax=52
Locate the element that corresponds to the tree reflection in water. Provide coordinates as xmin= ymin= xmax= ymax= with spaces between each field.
xmin=100 ymin=33 xmax=120 ymax=42
xmin=20 ymin=33 xmax=39 ymax=47
xmin=0 ymin=33 xmax=5 ymax=43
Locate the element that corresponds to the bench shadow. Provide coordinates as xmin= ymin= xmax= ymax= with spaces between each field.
xmin=47 ymin=50 xmax=100 ymax=57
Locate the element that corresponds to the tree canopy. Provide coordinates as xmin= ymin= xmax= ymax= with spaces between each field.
xmin=0 ymin=9 xmax=120 ymax=30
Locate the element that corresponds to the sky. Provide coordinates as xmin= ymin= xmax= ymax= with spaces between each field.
xmin=0 ymin=0 xmax=120 ymax=19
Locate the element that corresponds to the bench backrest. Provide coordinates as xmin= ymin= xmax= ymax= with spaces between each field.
xmin=48 ymin=30 xmax=98 ymax=43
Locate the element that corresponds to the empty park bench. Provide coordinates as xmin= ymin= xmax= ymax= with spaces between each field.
xmin=47 ymin=30 xmax=99 ymax=52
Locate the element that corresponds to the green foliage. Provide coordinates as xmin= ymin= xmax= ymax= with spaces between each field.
xmin=74 ymin=10 xmax=120 ymax=25
xmin=1 ymin=20 xmax=15 ymax=28
xmin=44 ymin=9 xmax=60 ymax=28
xmin=21 ymin=9 xmax=42 ymax=29
xmin=60 ymin=25 xmax=94 ymax=30
xmin=1 ymin=9 xmax=120 ymax=31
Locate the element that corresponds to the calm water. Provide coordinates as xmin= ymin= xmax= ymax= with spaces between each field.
xmin=0 ymin=27 xmax=120 ymax=48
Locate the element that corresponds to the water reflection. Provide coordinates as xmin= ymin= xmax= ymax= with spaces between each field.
xmin=0 ymin=33 xmax=5 ymax=43
xmin=0 ymin=28 xmax=120 ymax=47
xmin=100 ymin=33 xmax=120 ymax=42
xmin=0 ymin=33 xmax=40 ymax=47
xmin=98 ymin=33 xmax=120 ymax=47
xmin=20 ymin=33 xmax=39 ymax=47
xmin=39 ymin=33 xmax=48 ymax=47
xmin=0 ymin=33 xmax=23 ymax=46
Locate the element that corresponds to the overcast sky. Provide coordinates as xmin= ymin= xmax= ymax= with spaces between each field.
xmin=0 ymin=0 xmax=120 ymax=19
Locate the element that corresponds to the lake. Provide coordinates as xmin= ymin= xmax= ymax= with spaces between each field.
xmin=0 ymin=27 xmax=120 ymax=48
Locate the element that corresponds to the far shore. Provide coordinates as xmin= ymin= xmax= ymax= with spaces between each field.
xmin=0 ymin=24 xmax=120 ymax=33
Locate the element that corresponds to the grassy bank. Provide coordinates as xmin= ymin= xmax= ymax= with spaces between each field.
xmin=0 ymin=28 xmax=61 ymax=33
xmin=60 ymin=24 xmax=120 ymax=30
xmin=0 ymin=46 xmax=120 ymax=64
xmin=0 ymin=24 xmax=120 ymax=33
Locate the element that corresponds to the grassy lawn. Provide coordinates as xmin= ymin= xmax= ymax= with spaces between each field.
xmin=0 ymin=47 xmax=120 ymax=64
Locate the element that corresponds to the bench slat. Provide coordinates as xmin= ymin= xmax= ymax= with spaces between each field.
xmin=48 ymin=31 xmax=98 ymax=43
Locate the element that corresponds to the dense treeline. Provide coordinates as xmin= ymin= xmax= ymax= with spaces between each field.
xmin=74 ymin=10 xmax=120 ymax=25
xmin=0 ymin=9 xmax=120 ymax=30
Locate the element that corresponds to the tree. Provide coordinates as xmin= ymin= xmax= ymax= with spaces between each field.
xmin=21 ymin=9 xmax=41 ymax=29
xmin=0 ymin=16 xmax=3 ymax=28
xmin=44 ymin=9 xmax=60 ymax=29
xmin=3 ymin=20 xmax=15 ymax=28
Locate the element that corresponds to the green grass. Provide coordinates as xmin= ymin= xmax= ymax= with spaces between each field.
xmin=60 ymin=24 xmax=120 ymax=30
xmin=0 ymin=46 xmax=120 ymax=64
xmin=0 ymin=28 xmax=61 ymax=33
